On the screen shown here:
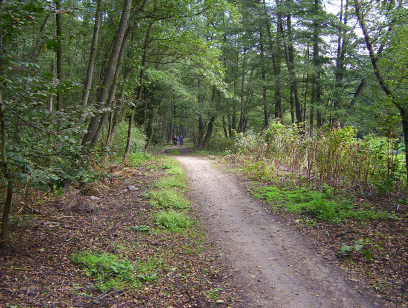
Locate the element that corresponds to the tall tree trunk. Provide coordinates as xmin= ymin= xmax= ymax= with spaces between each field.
xmin=0 ymin=88 xmax=13 ymax=249
xmin=82 ymin=0 xmax=102 ymax=110
xmin=259 ymin=21 xmax=268 ymax=130
xmin=105 ymin=67 xmax=131 ymax=148
xmin=82 ymin=0 xmax=133 ymax=146
xmin=312 ymin=0 xmax=322 ymax=128
xmin=204 ymin=87 xmax=218 ymax=147
xmin=280 ymin=2 xmax=302 ymax=122
xmin=354 ymin=0 xmax=408 ymax=181
xmin=32 ymin=14 xmax=50 ymax=61
xmin=55 ymin=0 xmax=62 ymax=111
xmin=92 ymin=26 xmax=133 ymax=146
xmin=348 ymin=79 xmax=365 ymax=115
xmin=333 ymin=0 xmax=349 ymax=122
xmin=197 ymin=77 xmax=205 ymax=149
xmin=238 ymin=48 xmax=247 ymax=133
xmin=265 ymin=0 xmax=282 ymax=119
xmin=123 ymin=22 xmax=152 ymax=161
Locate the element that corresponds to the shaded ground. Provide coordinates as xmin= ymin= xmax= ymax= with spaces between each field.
xmin=0 ymin=157 xmax=244 ymax=307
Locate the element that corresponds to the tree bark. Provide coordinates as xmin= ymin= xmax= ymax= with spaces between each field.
xmin=82 ymin=0 xmax=133 ymax=146
xmin=0 ymin=88 xmax=13 ymax=249
xmin=197 ymin=77 xmax=205 ymax=149
xmin=348 ymin=79 xmax=365 ymax=115
xmin=280 ymin=2 xmax=302 ymax=123
xmin=354 ymin=0 xmax=408 ymax=180
xmin=311 ymin=0 xmax=322 ymax=128
xmin=55 ymin=0 xmax=62 ymax=111
xmin=82 ymin=0 xmax=102 ymax=110
xmin=267 ymin=0 xmax=282 ymax=119
xmin=259 ymin=19 xmax=268 ymax=130
xmin=123 ymin=22 xmax=152 ymax=161
xmin=238 ymin=48 xmax=247 ymax=133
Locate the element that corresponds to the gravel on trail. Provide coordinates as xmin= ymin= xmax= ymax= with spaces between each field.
xmin=175 ymin=154 xmax=383 ymax=308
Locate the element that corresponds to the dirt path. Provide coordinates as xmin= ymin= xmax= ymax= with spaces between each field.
xmin=174 ymin=154 xmax=383 ymax=308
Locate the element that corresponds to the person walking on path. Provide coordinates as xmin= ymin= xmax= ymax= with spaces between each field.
xmin=179 ymin=136 xmax=184 ymax=146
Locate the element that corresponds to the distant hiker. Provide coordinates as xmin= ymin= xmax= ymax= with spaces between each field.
xmin=173 ymin=136 xmax=178 ymax=145
xmin=179 ymin=136 xmax=184 ymax=146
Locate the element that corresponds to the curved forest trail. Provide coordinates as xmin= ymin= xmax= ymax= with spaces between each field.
xmin=172 ymin=148 xmax=383 ymax=308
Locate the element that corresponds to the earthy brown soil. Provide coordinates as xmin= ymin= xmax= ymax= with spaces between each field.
xmin=175 ymin=153 xmax=384 ymax=308
xmin=0 ymin=155 xmax=244 ymax=307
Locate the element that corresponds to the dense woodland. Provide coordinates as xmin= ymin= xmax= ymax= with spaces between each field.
xmin=1 ymin=0 xmax=408 ymax=248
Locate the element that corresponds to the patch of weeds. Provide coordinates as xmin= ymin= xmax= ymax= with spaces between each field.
xmin=206 ymin=287 xmax=223 ymax=300
xmin=337 ymin=239 xmax=372 ymax=260
xmin=71 ymin=251 xmax=139 ymax=291
xmin=71 ymin=251 xmax=160 ymax=291
xmin=135 ymin=256 xmax=166 ymax=282
xmin=131 ymin=225 xmax=151 ymax=232
xmin=168 ymin=149 xmax=180 ymax=154
xmin=156 ymin=176 xmax=187 ymax=189
xmin=254 ymin=186 xmax=394 ymax=223
xmin=154 ymin=210 xmax=195 ymax=232
xmin=129 ymin=152 xmax=153 ymax=167
xmin=147 ymin=189 xmax=189 ymax=210
xmin=167 ymin=165 xmax=184 ymax=176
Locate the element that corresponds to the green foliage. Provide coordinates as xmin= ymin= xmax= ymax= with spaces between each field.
xmin=159 ymin=158 xmax=184 ymax=176
xmin=156 ymin=176 xmax=187 ymax=189
xmin=107 ymin=123 xmax=147 ymax=160
xmin=337 ymin=239 xmax=372 ymax=260
xmin=232 ymin=122 xmax=407 ymax=194
xmin=131 ymin=225 xmax=151 ymax=232
xmin=254 ymin=186 xmax=393 ymax=223
xmin=206 ymin=135 xmax=234 ymax=152
xmin=129 ymin=152 xmax=153 ymax=167
xmin=71 ymin=251 xmax=159 ymax=291
xmin=244 ymin=160 xmax=275 ymax=181
xmin=154 ymin=210 xmax=195 ymax=232
xmin=147 ymin=189 xmax=189 ymax=210
xmin=206 ymin=288 xmax=223 ymax=300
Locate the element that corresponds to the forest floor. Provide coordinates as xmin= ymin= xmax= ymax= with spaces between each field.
xmin=0 ymin=143 xmax=407 ymax=307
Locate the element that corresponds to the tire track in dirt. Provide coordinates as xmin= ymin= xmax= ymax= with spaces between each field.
xmin=175 ymin=155 xmax=383 ymax=308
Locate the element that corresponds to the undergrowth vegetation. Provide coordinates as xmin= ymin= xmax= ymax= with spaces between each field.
xmin=220 ymin=122 xmax=406 ymax=224
xmin=71 ymin=251 xmax=160 ymax=291
xmin=254 ymin=186 xmax=393 ymax=223
xmin=224 ymin=122 xmax=406 ymax=196
xmin=147 ymin=157 xmax=195 ymax=233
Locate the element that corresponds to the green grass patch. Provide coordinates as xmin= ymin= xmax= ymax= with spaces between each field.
xmin=154 ymin=210 xmax=195 ymax=232
xmin=156 ymin=175 xmax=187 ymax=189
xmin=71 ymin=251 xmax=161 ymax=291
xmin=254 ymin=186 xmax=393 ymax=223
xmin=159 ymin=158 xmax=184 ymax=176
xmin=131 ymin=225 xmax=151 ymax=232
xmin=168 ymin=149 xmax=180 ymax=154
xmin=129 ymin=152 xmax=153 ymax=167
xmin=147 ymin=189 xmax=189 ymax=209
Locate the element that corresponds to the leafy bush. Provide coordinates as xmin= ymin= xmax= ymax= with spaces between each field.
xmin=129 ymin=152 xmax=152 ymax=167
xmin=231 ymin=121 xmax=407 ymax=194
xmin=111 ymin=122 xmax=147 ymax=154
xmin=206 ymin=135 xmax=235 ymax=152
